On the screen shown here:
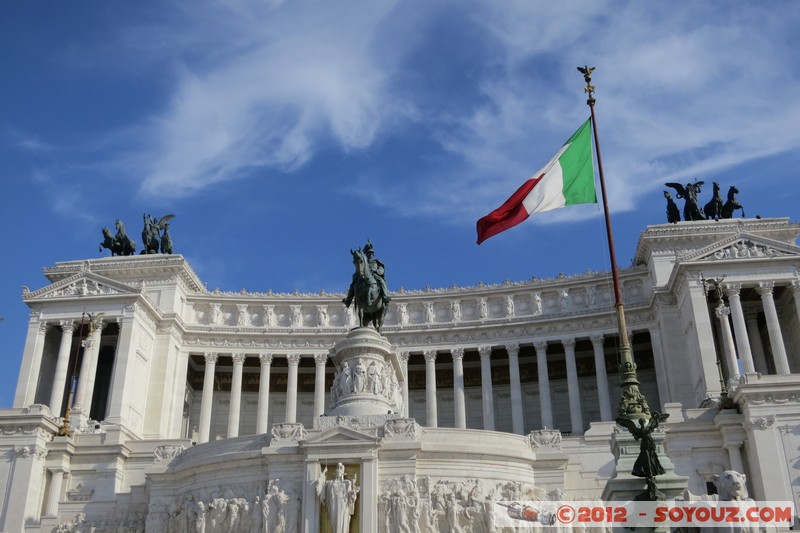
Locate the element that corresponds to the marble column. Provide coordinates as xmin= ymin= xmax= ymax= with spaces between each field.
xmin=44 ymin=468 xmax=67 ymax=517
xmin=563 ymin=338 xmax=583 ymax=435
xmin=534 ymin=342 xmax=553 ymax=429
xmin=505 ymin=343 xmax=524 ymax=434
xmin=648 ymin=327 xmax=671 ymax=406
xmin=399 ymin=351 xmax=410 ymax=418
xmin=73 ymin=319 xmax=103 ymax=417
xmin=256 ymin=354 xmax=273 ymax=434
xmin=757 ymin=282 xmax=790 ymax=374
xmin=724 ymin=283 xmax=755 ymax=374
xmin=314 ymin=352 xmax=328 ymax=418
xmin=424 ymin=350 xmax=438 ymax=428
xmin=285 ymin=354 xmax=301 ymax=423
xmin=715 ymin=305 xmax=740 ymax=382
xmin=227 ymin=352 xmax=246 ymax=438
xmin=744 ymin=308 xmax=770 ymax=374
xmin=589 ymin=335 xmax=612 ymax=422
xmin=479 ymin=346 xmax=495 ymax=431
xmin=16 ymin=321 xmax=48 ymax=407
xmin=198 ymin=352 xmax=218 ymax=444
xmin=49 ymin=321 xmax=75 ymax=416
xmin=451 ymin=348 xmax=466 ymax=429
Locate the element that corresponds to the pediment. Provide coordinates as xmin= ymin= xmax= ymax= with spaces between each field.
xmin=301 ymin=425 xmax=381 ymax=445
xmin=23 ymin=271 xmax=138 ymax=301
xmin=679 ymin=233 xmax=800 ymax=263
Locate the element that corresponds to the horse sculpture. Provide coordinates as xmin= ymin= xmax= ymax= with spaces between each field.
xmin=664 ymin=191 xmax=680 ymax=223
xmin=703 ymin=181 xmax=723 ymax=220
xmin=721 ymin=186 xmax=745 ymax=219
xmin=344 ymin=248 xmax=387 ymax=332
xmin=99 ymin=220 xmax=137 ymax=256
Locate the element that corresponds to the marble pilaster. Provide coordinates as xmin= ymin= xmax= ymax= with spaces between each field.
xmin=49 ymin=321 xmax=75 ymax=416
xmin=757 ymin=282 xmax=790 ymax=374
xmin=479 ymin=346 xmax=495 ymax=431
xmin=424 ymin=350 xmax=438 ymax=428
xmin=451 ymin=348 xmax=466 ymax=429
xmin=286 ymin=354 xmax=301 ymax=423
xmin=227 ymin=352 xmax=246 ymax=438
xmin=506 ymin=343 xmax=524 ymax=434
xmin=534 ymin=341 xmax=553 ymax=429
xmin=198 ymin=352 xmax=218 ymax=444
xmin=256 ymin=354 xmax=273 ymax=434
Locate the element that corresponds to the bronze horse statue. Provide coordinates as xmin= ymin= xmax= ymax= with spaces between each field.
xmin=343 ymin=248 xmax=387 ymax=332
xmin=721 ymin=186 xmax=745 ymax=219
xmin=99 ymin=220 xmax=137 ymax=256
xmin=703 ymin=181 xmax=723 ymax=220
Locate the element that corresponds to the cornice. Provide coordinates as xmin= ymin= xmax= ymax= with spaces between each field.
xmin=43 ymin=255 xmax=204 ymax=292
xmin=634 ymin=217 xmax=799 ymax=266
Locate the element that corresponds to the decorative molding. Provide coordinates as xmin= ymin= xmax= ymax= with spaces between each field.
xmin=529 ymin=428 xmax=563 ymax=450
xmin=153 ymin=444 xmax=184 ymax=464
xmin=743 ymin=416 xmax=775 ymax=431
xmin=269 ymin=422 xmax=307 ymax=445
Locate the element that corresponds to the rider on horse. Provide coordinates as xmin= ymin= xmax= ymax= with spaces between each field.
xmin=343 ymin=241 xmax=391 ymax=307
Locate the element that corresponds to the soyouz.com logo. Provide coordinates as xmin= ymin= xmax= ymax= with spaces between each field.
xmin=492 ymin=500 xmax=795 ymax=529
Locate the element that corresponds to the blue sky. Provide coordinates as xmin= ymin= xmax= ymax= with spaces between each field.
xmin=2 ymin=1 xmax=800 ymax=407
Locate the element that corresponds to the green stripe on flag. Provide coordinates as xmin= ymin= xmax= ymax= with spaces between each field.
xmin=560 ymin=118 xmax=596 ymax=206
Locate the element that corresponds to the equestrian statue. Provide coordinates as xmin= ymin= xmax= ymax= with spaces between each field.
xmin=343 ymin=241 xmax=391 ymax=332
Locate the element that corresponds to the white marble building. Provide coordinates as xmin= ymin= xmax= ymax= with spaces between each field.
xmin=1 ymin=217 xmax=799 ymax=532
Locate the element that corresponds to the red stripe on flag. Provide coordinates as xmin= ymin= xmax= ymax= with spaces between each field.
xmin=476 ymin=174 xmax=544 ymax=244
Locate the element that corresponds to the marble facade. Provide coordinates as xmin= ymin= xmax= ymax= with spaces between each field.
xmin=2 ymin=218 xmax=800 ymax=531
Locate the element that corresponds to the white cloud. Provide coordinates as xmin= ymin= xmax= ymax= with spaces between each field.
xmin=134 ymin=0 xmax=409 ymax=197
xmin=350 ymin=2 xmax=800 ymax=223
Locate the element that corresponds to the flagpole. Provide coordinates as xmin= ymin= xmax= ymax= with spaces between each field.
xmin=578 ymin=66 xmax=651 ymax=421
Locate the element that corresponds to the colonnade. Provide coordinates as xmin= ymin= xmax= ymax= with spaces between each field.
xmin=711 ymin=281 xmax=797 ymax=382
xmin=16 ymin=277 xmax=800 ymax=442
xmin=399 ymin=336 xmax=619 ymax=436
xmin=196 ymin=351 xmax=330 ymax=443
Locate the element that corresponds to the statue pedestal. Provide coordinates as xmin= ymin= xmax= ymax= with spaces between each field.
xmin=602 ymin=428 xmax=688 ymax=502
xmin=326 ymin=327 xmax=404 ymax=417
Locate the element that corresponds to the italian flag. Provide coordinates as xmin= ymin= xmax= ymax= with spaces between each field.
xmin=476 ymin=118 xmax=596 ymax=244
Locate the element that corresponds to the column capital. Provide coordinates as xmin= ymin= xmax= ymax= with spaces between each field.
xmin=505 ymin=343 xmax=520 ymax=357
xmin=715 ymin=304 xmax=731 ymax=319
xmin=589 ymin=334 xmax=604 ymax=347
xmin=478 ymin=346 xmax=492 ymax=359
xmin=562 ymin=338 xmax=577 ymax=350
xmin=287 ymin=353 xmax=301 ymax=366
xmin=204 ymin=352 xmax=219 ymax=365
xmin=792 ymin=279 xmax=800 ymax=293
xmin=38 ymin=322 xmax=49 ymax=335
xmin=59 ymin=320 xmax=76 ymax=333
xmin=451 ymin=347 xmax=465 ymax=360
xmin=259 ymin=354 xmax=274 ymax=366
xmin=314 ymin=352 xmax=328 ymax=366
xmin=423 ymin=350 xmax=437 ymax=363
xmin=723 ymin=282 xmax=743 ymax=297
xmin=533 ymin=341 xmax=548 ymax=353
xmin=231 ymin=352 xmax=247 ymax=365
xmin=756 ymin=281 xmax=775 ymax=295
xmin=398 ymin=350 xmax=410 ymax=364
